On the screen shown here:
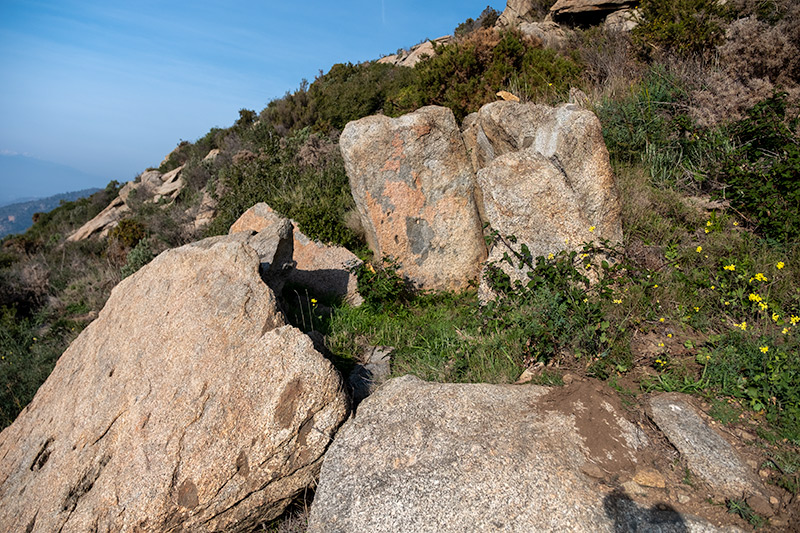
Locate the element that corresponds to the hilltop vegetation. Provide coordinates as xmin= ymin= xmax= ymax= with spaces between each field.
xmin=1 ymin=2 xmax=799 ymax=511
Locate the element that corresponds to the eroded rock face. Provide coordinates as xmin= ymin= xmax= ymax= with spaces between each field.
xmin=229 ymin=203 xmax=363 ymax=305
xmin=0 ymin=238 xmax=348 ymax=532
xmin=465 ymin=101 xmax=622 ymax=296
xmin=550 ymin=0 xmax=638 ymax=24
xmin=308 ymin=376 xmax=738 ymax=533
xmin=340 ymin=106 xmax=486 ymax=291
xmin=496 ymin=0 xmax=543 ymax=28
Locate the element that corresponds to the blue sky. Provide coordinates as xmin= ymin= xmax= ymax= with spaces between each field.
xmin=0 ymin=0 xmax=505 ymax=196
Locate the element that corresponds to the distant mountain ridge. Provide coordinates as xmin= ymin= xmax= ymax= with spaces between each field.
xmin=0 ymin=154 xmax=105 ymax=206
xmin=0 ymin=188 xmax=100 ymax=238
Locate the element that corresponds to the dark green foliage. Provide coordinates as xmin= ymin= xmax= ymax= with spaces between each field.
xmin=633 ymin=0 xmax=727 ymax=57
xmin=121 ymin=239 xmax=155 ymax=278
xmin=0 ymin=306 xmax=83 ymax=428
xmin=207 ymin=127 xmax=360 ymax=248
xmin=413 ymin=30 xmax=583 ymax=120
xmin=352 ymin=257 xmax=412 ymax=309
xmin=714 ymin=92 xmax=800 ymax=245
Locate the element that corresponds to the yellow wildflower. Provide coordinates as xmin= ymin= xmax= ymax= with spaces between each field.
xmin=589 ymin=226 xmax=596 ymax=232
xmin=760 ymin=346 xmax=769 ymax=353
xmin=724 ymin=264 xmax=735 ymax=271
xmin=706 ymin=221 xmax=712 ymax=227
xmin=694 ymin=306 xmax=700 ymax=312
xmin=613 ymin=298 xmax=622 ymax=304
xmin=737 ymin=321 xmax=747 ymax=331
xmin=711 ymin=285 xmax=715 ymax=290
xmin=782 ymin=327 xmax=790 ymax=335
xmin=759 ymin=302 xmax=768 ymax=311
xmin=790 ymin=315 xmax=800 ymax=325
xmin=704 ymin=229 xmax=709 ymax=234
xmin=659 ymin=317 xmax=665 ymax=322
xmin=754 ymin=272 xmax=768 ymax=282
xmin=733 ymin=221 xmax=739 ymax=226
xmin=748 ymin=293 xmax=762 ymax=302
xmin=772 ymin=313 xmax=780 ymax=322
xmin=696 ymin=246 xmax=702 ymax=253
xmin=667 ymin=333 xmax=673 ymax=338
xmin=547 ymin=253 xmax=554 ymax=260
xmin=776 ymin=261 xmax=784 ymax=269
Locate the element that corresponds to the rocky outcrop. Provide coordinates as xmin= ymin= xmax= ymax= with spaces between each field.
xmin=340 ymin=106 xmax=486 ymax=291
xmin=0 ymin=238 xmax=348 ymax=532
xmin=377 ymin=36 xmax=452 ymax=68
xmin=308 ymin=375 xmax=740 ymax=532
xmin=67 ymin=165 xmax=186 ymax=242
xmin=518 ymin=20 xmax=568 ymax=48
xmin=550 ymin=0 xmax=638 ymax=24
xmin=230 ymin=203 xmax=363 ymax=305
xmin=463 ymin=101 xmax=622 ymax=294
xmin=496 ymin=0 xmax=543 ymax=28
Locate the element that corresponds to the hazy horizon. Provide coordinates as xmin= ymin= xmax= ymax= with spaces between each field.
xmin=1 ymin=1 xmax=505 ymax=201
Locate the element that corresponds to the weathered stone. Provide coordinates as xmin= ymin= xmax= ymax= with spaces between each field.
xmin=604 ymin=7 xmax=641 ymax=32
xmin=648 ymin=393 xmax=765 ymax=499
xmin=230 ymin=203 xmax=363 ymax=304
xmin=0 ymin=238 xmax=348 ymax=532
xmin=289 ymin=229 xmax=363 ymax=306
xmin=518 ymin=20 xmax=568 ymax=48
xmin=341 ymin=106 xmax=486 ymax=291
xmin=465 ymin=101 xmax=622 ymax=298
xmin=229 ymin=202 xmax=286 ymax=235
xmin=66 ymin=196 xmax=130 ymax=241
xmin=308 ymin=376 xmax=735 ymax=533
xmin=377 ymin=36 xmax=452 ymax=68
xmin=550 ymin=0 xmax=637 ymax=24
xmin=496 ymin=0 xmax=544 ymax=28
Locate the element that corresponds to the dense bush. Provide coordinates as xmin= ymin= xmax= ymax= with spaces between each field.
xmin=413 ymin=29 xmax=582 ymax=120
xmin=633 ymin=0 xmax=727 ymax=58
xmin=713 ymin=93 xmax=800 ymax=245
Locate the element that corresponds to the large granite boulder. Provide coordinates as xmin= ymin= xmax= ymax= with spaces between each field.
xmin=463 ymin=101 xmax=622 ymax=294
xmin=0 ymin=238 xmax=348 ymax=532
xmin=340 ymin=106 xmax=486 ymax=291
xmin=496 ymin=0 xmax=545 ymax=28
xmin=229 ymin=203 xmax=363 ymax=305
xmin=308 ymin=375 xmax=739 ymax=532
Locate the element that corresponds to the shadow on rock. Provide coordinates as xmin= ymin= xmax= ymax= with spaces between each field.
xmin=604 ymin=489 xmax=688 ymax=533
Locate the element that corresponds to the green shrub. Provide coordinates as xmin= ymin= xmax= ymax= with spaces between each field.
xmin=121 ymin=239 xmax=155 ymax=278
xmin=713 ymin=92 xmax=800 ymax=245
xmin=633 ymin=0 xmax=727 ymax=57
xmin=413 ymin=29 xmax=582 ymax=120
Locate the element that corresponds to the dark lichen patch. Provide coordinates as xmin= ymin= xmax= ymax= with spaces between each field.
xmin=177 ymin=478 xmax=199 ymax=509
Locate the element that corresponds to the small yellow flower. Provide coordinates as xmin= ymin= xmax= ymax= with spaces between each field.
xmin=589 ymin=226 xmax=596 ymax=232
xmin=790 ymin=315 xmax=800 ymax=325
xmin=733 ymin=221 xmax=739 ymax=226
xmin=547 ymin=253 xmax=554 ymax=260
xmin=310 ymin=298 xmax=318 ymax=305
xmin=737 ymin=321 xmax=747 ymax=331
xmin=783 ymin=327 xmax=790 ymax=334
xmin=776 ymin=261 xmax=785 ymax=269
xmin=694 ymin=306 xmax=700 ymax=312
xmin=710 ymin=285 xmax=715 ymax=290
xmin=724 ymin=301 xmax=730 ymax=306
xmin=658 ymin=343 xmax=665 ymax=347
xmin=706 ymin=221 xmax=712 ymax=227
xmin=653 ymin=284 xmax=658 ymax=288
xmin=659 ymin=317 xmax=665 ymax=322
xmin=754 ymin=273 xmax=768 ymax=282
xmin=749 ymin=293 xmax=762 ymax=302
xmin=32 ymin=337 xmax=37 ymax=341
xmin=613 ymin=298 xmax=622 ymax=304
xmin=724 ymin=264 xmax=735 ymax=271
xmin=667 ymin=333 xmax=673 ymax=338
xmin=696 ymin=246 xmax=702 ymax=253
xmin=582 ymin=298 xmax=588 ymax=303
xmin=759 ymin=302 xmax=768 ymax=311
xmin=760 ymin=346 xmax=769 ymax=353
xmin=704 ymin=229 xmax=710 ymax=234
xmin=772 ymin=313 xmax=780 ymax=322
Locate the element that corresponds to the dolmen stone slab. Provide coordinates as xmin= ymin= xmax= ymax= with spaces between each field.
xmin=340 ymin=106 xmax=487 ymax=291
xmin=230 ymin=202 xmax=363 ymax=305
xmin=648 ymin=393 xmax=765 ymax=500
xmin=0 ymin=237 xmax=349 ymax=532
xmin=308 ymin=376 xmax=737 ymax=533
